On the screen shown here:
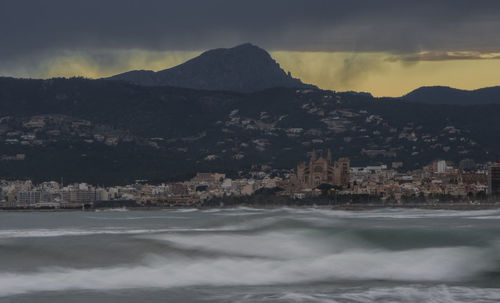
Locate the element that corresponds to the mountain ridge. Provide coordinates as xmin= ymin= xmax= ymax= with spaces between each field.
xmin=401 ymin=85 xmax=500 ymax=105
xmin=0 ymin=76 xmax=499 ymax=184
xmin=108 ymin=43 xmax=316 ymax=93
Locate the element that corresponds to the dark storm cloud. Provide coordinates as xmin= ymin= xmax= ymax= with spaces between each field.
xmin=1 ymin=0 xmax=500 ymax=61
xmin=386 ymin=51 xmax=500 ymax=62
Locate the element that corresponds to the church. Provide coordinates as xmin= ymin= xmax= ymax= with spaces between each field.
xmin=295 ymin=149 xmax=350 ymax=188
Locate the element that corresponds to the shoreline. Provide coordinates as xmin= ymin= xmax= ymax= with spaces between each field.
xmin=1 ymin=202 xmax=499 ymax=212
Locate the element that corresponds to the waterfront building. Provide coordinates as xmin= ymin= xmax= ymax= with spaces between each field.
xmin=488 ymin=161 xmax=500 ymax=196
xmin=17 ymin=190 xmax=41 ymax=205
xmin=61 ymin=188 xmax=96 ymax=203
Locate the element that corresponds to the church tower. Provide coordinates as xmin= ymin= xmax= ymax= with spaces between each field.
xmin=310 ymin=149 xmax=316 ymax=162
xmin=295 ymin=149 xmax=350 ymax=189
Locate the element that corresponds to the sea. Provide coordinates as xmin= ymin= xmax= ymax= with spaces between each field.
xmin=0 ymin=207 xmax=500 ymax=302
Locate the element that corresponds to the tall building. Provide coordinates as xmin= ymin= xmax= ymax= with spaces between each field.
xmin=61 ymin=189 xmax=96 ymax=203
xmin=17 ymin=190 xmax=41 ymax=205
xmin=335 ymin=157 xmax=350 ymax=187
xmin=433 ymin=160 xmax=447 ymax=174
xmin=488 ymin=161 xmax=500 ymax=196
xmin=296 ymin=149 xmax=350 ymax=188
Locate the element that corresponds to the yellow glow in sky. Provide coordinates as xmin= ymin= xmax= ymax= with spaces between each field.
xmin=40 ymin=50 xmax=201 ymax=80
xmin=272 ymin=51 xmax=500 ymax=97
xmin=14 ymin=50 xmax=500 ymax=97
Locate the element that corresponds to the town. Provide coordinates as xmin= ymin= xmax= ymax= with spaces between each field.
xmin=1 ymin=150 xmax=499 ymax=210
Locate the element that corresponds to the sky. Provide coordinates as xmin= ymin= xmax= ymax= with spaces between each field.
xmin=1 ymin=0 xmax=500 ymax=96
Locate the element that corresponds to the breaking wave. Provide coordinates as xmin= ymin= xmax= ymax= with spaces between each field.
xmin=0 ymin=244 xmax=496 ymax=297
xmin=249 ymin=286 xmax=500 ymax=303
xmin=1 ymin=207 xmax=500 ymax=301
xmin=0 ymin=227 xmax=232 ymax=239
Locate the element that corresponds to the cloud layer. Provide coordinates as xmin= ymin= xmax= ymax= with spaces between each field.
xmin=1 ymin=0 xmax=500 ymax=96
xmin=2 ymin=0 xmax=500 ymax=57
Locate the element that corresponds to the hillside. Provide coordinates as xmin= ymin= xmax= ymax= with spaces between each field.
xmin=0 ymin=77 xmax=499 ymax=184
xmin=108 ymin=43 xmax=315 ymax=92
xmin=402 ymin=86 xmax=500 ymax=105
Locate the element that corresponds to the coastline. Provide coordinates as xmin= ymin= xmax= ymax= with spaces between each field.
xmin=1 ymin=202 xmax=499 ymax=212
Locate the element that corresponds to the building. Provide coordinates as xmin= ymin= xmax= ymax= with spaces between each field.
xmin=461 ymin=172 xmax=487 ymax=185
xmin=61 ymin=189 xmax=96 ymax=203
xmin=17 ymin=190 xmax=41 ymax=205
xmin=434 ymin=160 xmax=447 ymax=174
xmin=392 ymin=162 xmax=403 ymax=169
xmin=191 ymin=173 xmax=226 ymax=184
xmin=296 ymin=149 xmax=350 ymax=188
xmin=488 ymin=161 xmax=500 ymax=196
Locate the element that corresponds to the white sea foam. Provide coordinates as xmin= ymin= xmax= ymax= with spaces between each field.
xmin=335 ymin=285 xmax=500 ymax=303
xmin=84 ymin=215 xmax=190 ymax=220
xmin=95 ymin=208 xmax=129 ymax=212
xmin=144 ymin=230 xmax=349 ymax=258
xmin=170 ymin=208 xmax=200 ymax=213
xmin=222 ymin=285 xmax=500 ymax=303
xmin=275 ymin=207 xmax=500 ymax=219
xmin=1 ymin=208 xmax=499 ymax=300
xmin=0 ymin=227 xmax=230 ymax=239
xmin=262 ymin=285 xmax=500 ymax=303
xmin=221 ymin=215 xmax=295 ymax=231
xmin=0 ymin=246 xmax=492 ymax=297
xmin=274 ymin=292 xmax=337 ymax=303
xmin=196 ymin=207 xmax=270 ymax=217
xmin=468 ymin=215 xmax=500 ymax=220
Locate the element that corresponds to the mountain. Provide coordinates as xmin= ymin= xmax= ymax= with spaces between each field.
xmin=402 ymin=86 xmax=500 ymax=105
xmin=0 ymin=77 xmax=499 ymax=185
xmin=108 ymin=43 xmax=316 ymax=92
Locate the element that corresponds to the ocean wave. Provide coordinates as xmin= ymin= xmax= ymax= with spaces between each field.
xmin=84 ymin=215 xmax=190 ymax=220
xmin=82 ymin=207 xmax=500 ymax=221
xmin=142 ymin=230 xmax=353 ymax=258
xmin=95 ymin=208 xmax=129 ymax=212
xmin=0 ymin=227 xmax=230 ymax=239
xmin=249 ymin=285 xmax=500 ymax=303
xmin=335 ymin=285 xmax=500 ymax=303
xmin=190 ymin=207 xmax=500 ymax=220
xmin=0 ymin=246 xmax=494 ymax=297
xmin=169 ymin=208 xmax=200 ymax=213
xmin=296 ymin=208 xmax=500 ymax=219
xmin=468 ymin=215 xmax=500 ymax=220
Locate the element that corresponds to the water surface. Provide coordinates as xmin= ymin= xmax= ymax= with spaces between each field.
xmin=1 ymin=208 xmax=500 ymax=302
